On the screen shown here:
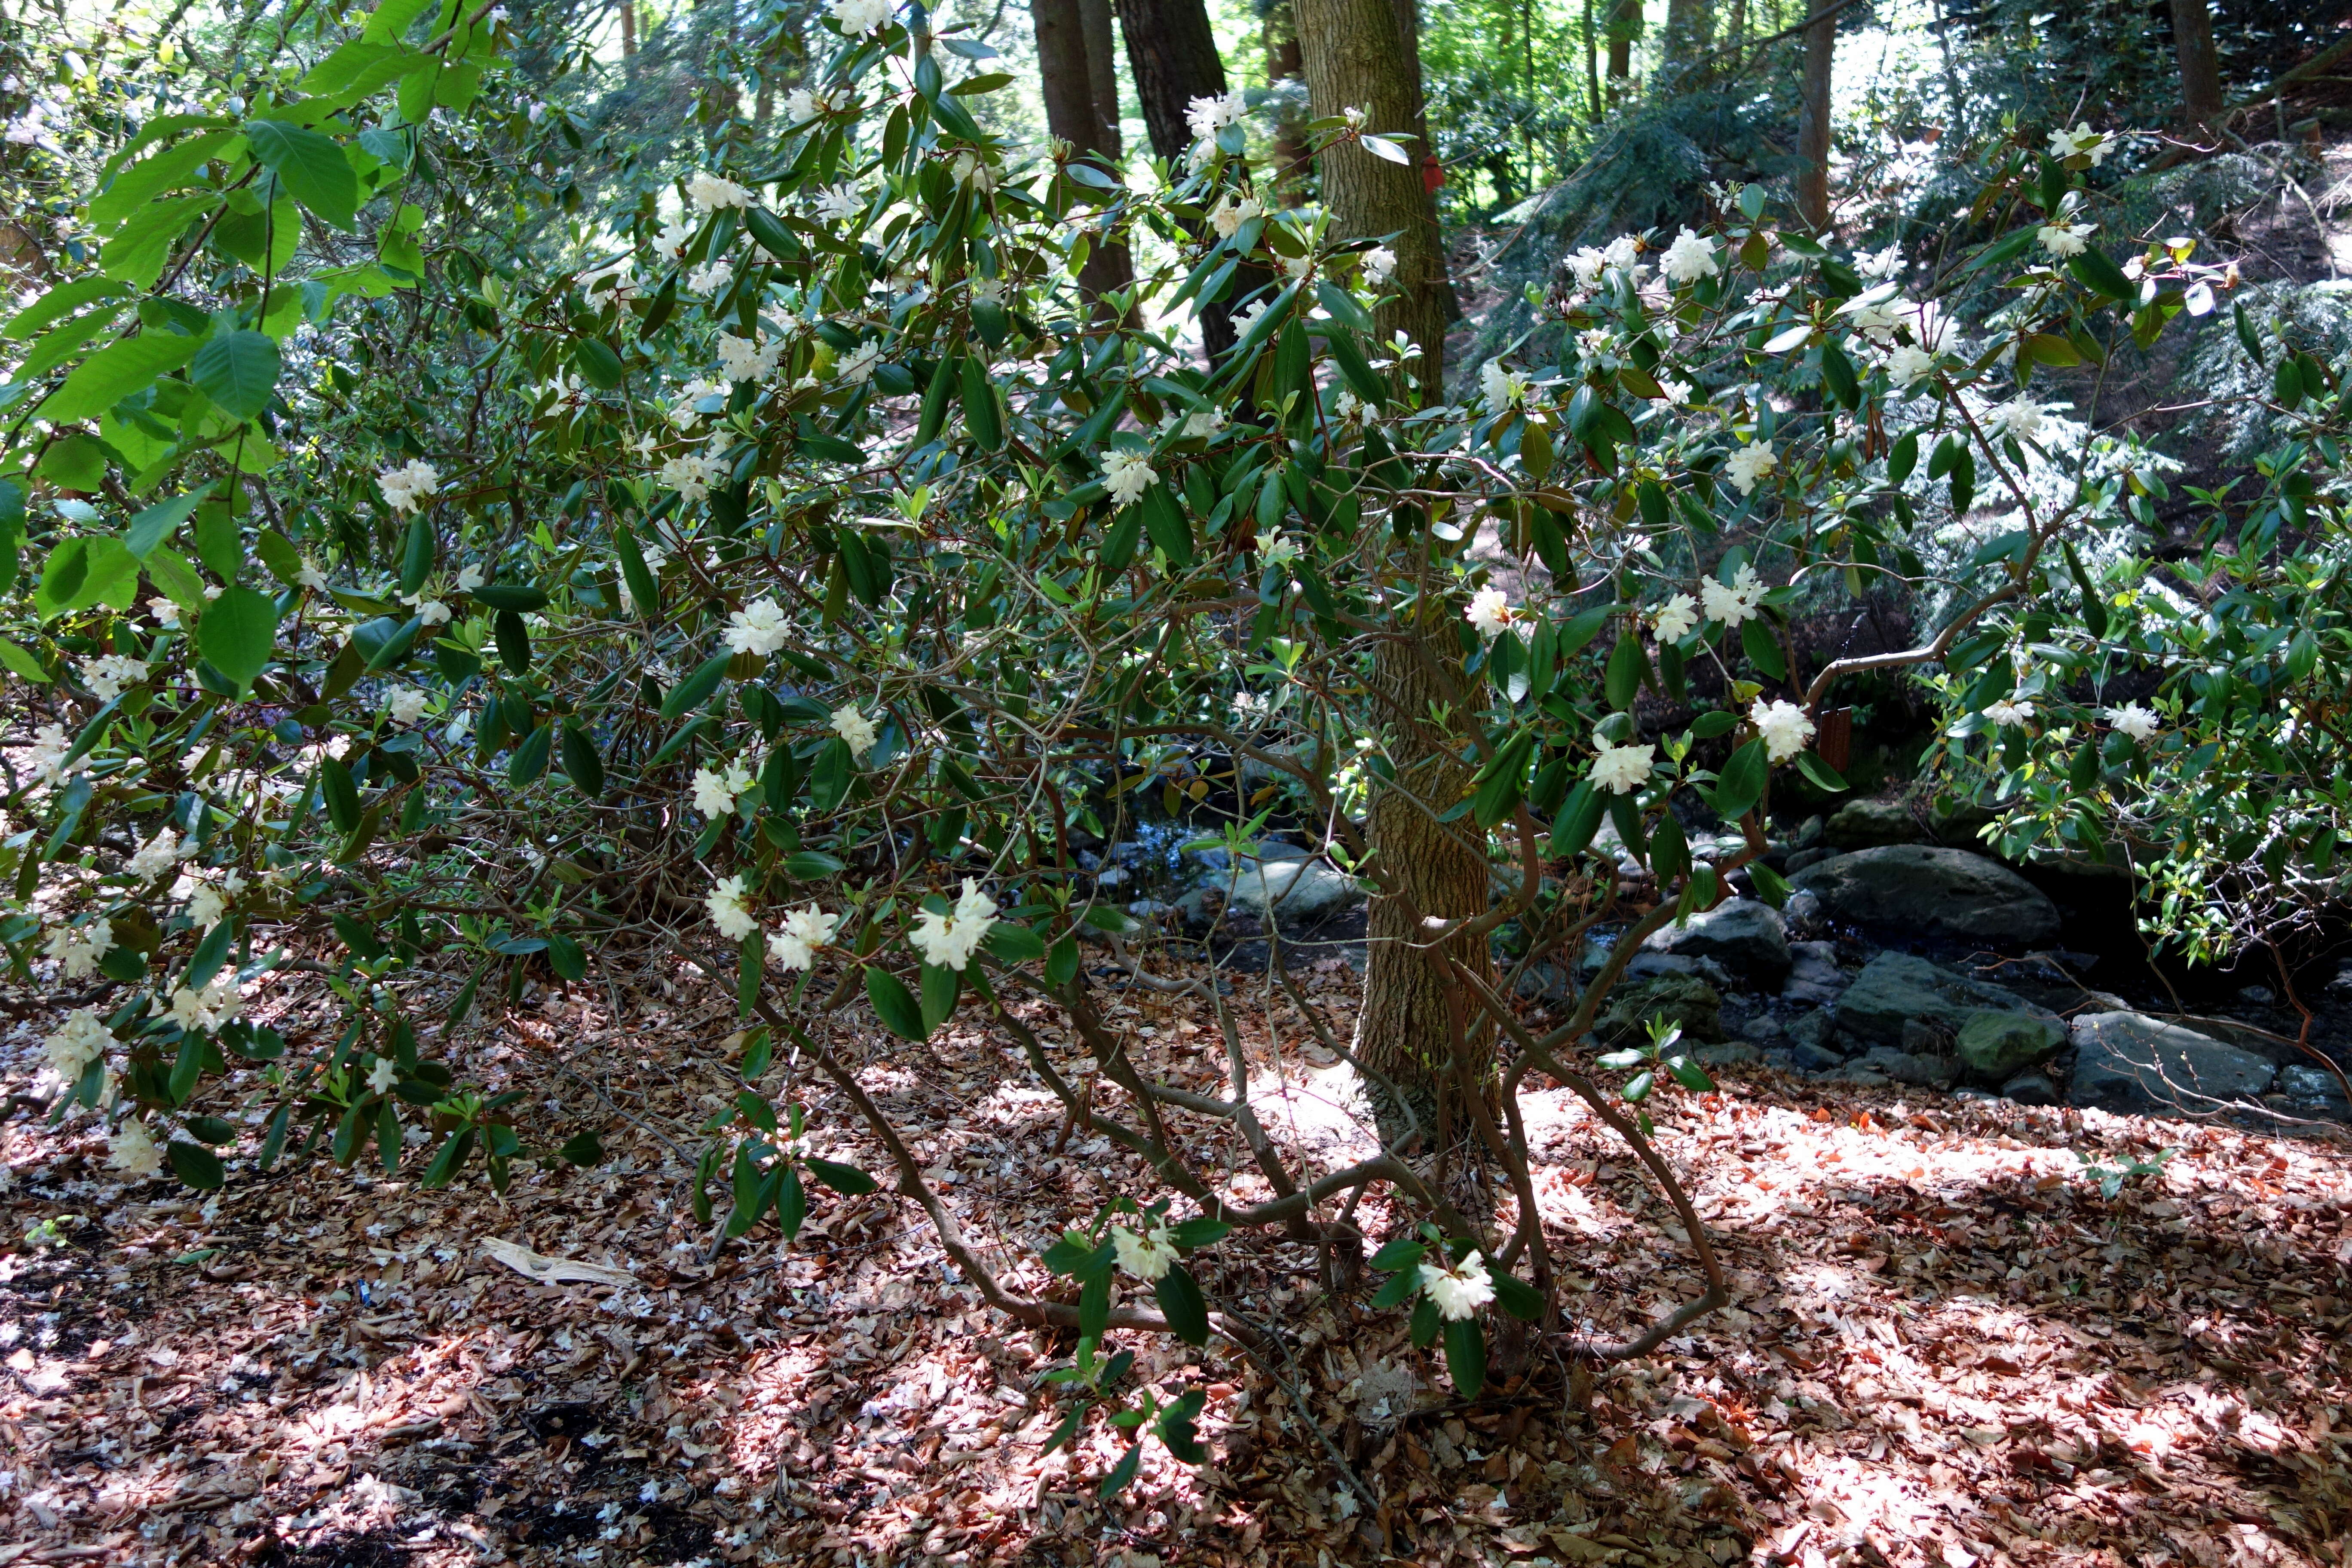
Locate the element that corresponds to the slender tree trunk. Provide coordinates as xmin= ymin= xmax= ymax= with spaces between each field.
xmin=1795 ymin=0 xmax=1836 ymax=231
xmin=1387 ymin=0 xmax=1461 ymax=325
xmin=1114 ymin=0 xmax=1259 ymax=358
xmin=2169 ymin=0 xmax=2222 ymax=129
xmin=1267 ymin=0 xmax=1310 ymax=203
xmin=1663 ymin=0 xmax=1712 ymax=75
xmin=1295 ymin=0 xmax=1450 ymax=393
xmin=620 ymin=0 xmax=637 ymax=80
xmin=1352 ymin=622 xmax=1496 ymax=1158
xmin=1035 ymin=0 xmax=1136 ymax=310
xmin=1583 ymin=0 xmax=1600 ymax=119
xmin=1604 ymin=0 xmax=1637 ymax=101
xmin=1079 ymin=0 xmax=1124 ymax=156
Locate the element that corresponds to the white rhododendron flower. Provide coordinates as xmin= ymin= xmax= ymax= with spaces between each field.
xmin=812 ymin=182 xmax=864 ymax=223
xmin=178 ymin=869 xmax=245 ymax=930
xmin=297 ymin=557 xmax=331 ymax=591
xmin=148 ymin=596 xmax=181 ymax=628
xmin=1700 ymin=561 xmax=1767 ymax=628
xmin=109 ymin=1120 xmax=165 ymax=1179
xmin=1886 ymin=343 xmax=1937 ymax=386
xmin=27 ymin=721 xmax=77 ymax=784
xmin=1657 ymin=376 xmax=1694 ymax=405
xmin=2037 ymin=221 xmax=2094 ymax=257
xmin=1651 ymin=594 xmax=1698 ymax=642
xmin=1362 ymin=245 xmax=1397 ymax=286
xmin=693 ymin=759 xmax=756 ymax=816
xmin=582 ymin=259 xmax=638 ymax=309
xmin=2046 ymin=123 xmax=2114 ymax=165
xmin=1101 ymin=449 xmax=1156 ymax=507
xmin=785 ymin=85 xmax=841 ymax=121
xmin=456 ymin=563 xmax=486 ymax=592
xmin=1749 ymin=698 xmax=1816 ymax=763
xmin=707 ymin=875 xmax=760 ymax=941
xmin=1563 ymin=245 xmax=1610 ymax=287
xmin=660 ymin=450 xmax=726 ymax=502
xmin=768 ymin=903 xmax=840 ymax=971
xmin=1418 ymin=1250 xmax=1496 ymax=1320
xmin=46 ymin=916 xmax=115 ymax=979
xmin=128 ymin=827 xmax=188 ymax=882
xmin=1984 ymin=698 xmax=2035 ymax=727
xmin=1207 ymin=194 xmax=1263 ymax=239
xmin=1659 ymin=227 xmax=1719 ymax=284
xmin=653 ymin=217 xmax=695 ymax=263
xmin=44 ymin=1009 xmax=113 ymax=1084
xmin=686 ymin=170 xmax=751 ymax=212
xmin=1112 ymin=1222 xmax=1179 ymax=1281
xmin=716 ymin=331 xmax=782 ymax=383
xmin=686 ymin=257 xmax=735 ymax=295
xmin=909 ymin=878 xmax=998 ymax=971
xmin=834 ymin=341 xmax=882 ymax=385
xmin=1591 ymin=739 xmax=1654 ymax=795
xmin=81 ymin=652 xmax=148 ymax=703
xmin=1479 ymin=361 xmax=1529 ymax=408
xmin=2109 ymin=703 xmax=2160 ymax=741
xmin=1724 ymin=441 xmax=1779 ymax=496
xmin=1464 ymin=587 xmax=1516 ymax=637
xmin=1856 ymin=241 xmax=1905 ymax=280
xmin=378 ymin=459 xmax=439 ymax=514
xmin=1185 ymin=89 xmax=1246 ymax=142
xmin=367 ymin=1057 xmax=398 ymax=1095
xmin=831 ymin=705 xmax=879 ymax=758
xmin=830 ymin=0 xmax=893 ymax=35
xmin=386 ymin=686 xmax=431 ymax=725
xmin=725 ymin=597 xmax=792 ymax=656
xmin=1986 ymin=396 xmax=2046 ymax=444
xmin=168 ymin=977 xmax=242 ymax=1035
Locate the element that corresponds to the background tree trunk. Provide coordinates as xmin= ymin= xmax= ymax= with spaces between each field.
xmin=1663 ymin=0 xmax=1713 ymax=77
xmin=2169 ymin=0 xmax=2222 ymax=129
xmin=1604 ymin=0 xmax=1638 ymax=100
xmin=1295 ymin=0 xmax=1450 ymax=393
xmin=1078 ymin=0 xmax=1124 ymax=156
xmin=1267 ymin=0 xmax=1311 ymax=204
xmin=1795 ymin=0 xmax=1836 ymax=231
xmin=1035 ymin=0 xmax=1136 ymax=310
xmin=1112 ymin=0 xmax=1256 ymax=357
xmin=1351 ymin=622 xmax=1496 ymax=1158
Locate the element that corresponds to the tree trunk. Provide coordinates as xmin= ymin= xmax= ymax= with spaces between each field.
xmin=1035 ymin=0 xmax=1136 ymax=311
xmin=620 ymin=0 xmax=636 ymax=79
xmin=1604 ymin=0 xmax=1638 ymax=101
xmin=1583 ymin=0 xmax=1600 ymax=119
xmin=1351 ymin=622 xmax=1496 ymax=1158
xmin=1663 ymin=0 xmax=1712 ymax=74
xmin=1795 ymin=0 xmax=1836 ymax=231
xmin=1267 ymin=0 xmax=1310 ymax=204
xmin=1295 ymin=0 xmax=1450 ymax=393
xmin=2169 ymin=0 xmax=2222 ymax=129
xmin=1079 ymin=0 xmax=1124 ymax=157
xmin=1112 ymin=0 xmax=1256 ymax=358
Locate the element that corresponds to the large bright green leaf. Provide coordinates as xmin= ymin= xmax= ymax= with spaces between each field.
xmin=88 ymin=129 xmax=242 ymax=232
xmin=196 ymin=586 xmax=282 ymax=690
xmin=36 ymin=536 xmax=140 ymax=619
xmin=190 ymin=331 xmax=282 ymax=421
xmin=124 ymin=482 xmax=217 ymax=558
xmin=245 ymin=120 xmax=360 ymax=230
xmin=45 ymin=332 xmax=199 ymax=423
xmin=3 ymin=276 xmax=120 ymax=343
xmin=101 ymin=193 xmax=222 ymax=288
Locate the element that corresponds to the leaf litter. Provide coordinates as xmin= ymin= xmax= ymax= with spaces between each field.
xmin=0 ymin=954 xmax=2347 ymax=1567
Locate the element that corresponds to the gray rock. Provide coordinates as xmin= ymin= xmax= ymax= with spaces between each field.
xmin=1782 ymin=888 xmax=1826 ymax=939
xmin=2068 ymin=1012 xmax=2277 ymax=1114
xmin=1956 ymin=1012 xmax=2067 ymax=1079
xmin=1191 ymin=858 xmax=1365 ymax=931
xmin=1624 ymin=950 xmax=1736 ymax=989
xmin=1691 ymin=1042 xmax=1763 ymax=1069
xmin=1793 ymin=1040 xmax=1846 ymax=1073
xmin=1785 ymin=1009 xmax=1837 ymax=1052
xmin=2001 ymin=1071 xmax=2061 ymax=1107
xmin=1855 ymin=1046 xmax=1952 ymax=1087
xmin=1790 ymin=845 xmax=2062 ymax=945
xmin=1834 ymin=952 xmax=2060 ymax=1047
xmin=1792 ymin=815 xmax=1826 ymax=851
xmin=1900 ymin=1018 xmax=1947 ymax=1055
xmin=1780 ymin=940 xmax=1847 ymax=1006
xmin=1825 ymin=799 xmax=1926 ymax=849
xmin=1641 ymin=898 xmax=1791 ymax=986
xmin=1740 ymin=1012 xmax=1786 ymax=1044
xmin=1512 ymin=963 xmax=1574 ymax=1003
xmin=1784 ymin=848 xmax=1836 ymax=876
xmin=1827 ymin=1067 xmax=1893 ymax=1087
xmin=1597 ymin=973 xmax=1726 ymax=1044
xmin=2273 ymin=1063 xmax=2351 ymax=1120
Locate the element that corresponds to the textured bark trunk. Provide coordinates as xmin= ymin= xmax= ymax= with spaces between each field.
xmin=1035 ymin=0 xmax=1136 ymax=311
xmin=1267 ymin=1 xmax=1310 ymax=204
xmin=1582 ymin=0 xmax=1600 ymax=119
xmin=1663 ymin=0 xmax=1712 ymax=71
xmin=1078 ymin=0 xmax=1124 ymax=156
xmin=1351 ymin=622 xmax=1496 ymax=1157
xmin=1604 ymin=0 xmax=1637 ymax=100
xmin=1112 ymin=0 xmax=1255 ymax=358
xmin=2169 ymin=0 xmax=2223 ymax=129
xmin=1795 ymin=0 xmax=1836 ymax=231
xmin=619 ymin=0 xmax=636 ymax=81
xmin=1295 ymin=0 xmax=1450 ymax=394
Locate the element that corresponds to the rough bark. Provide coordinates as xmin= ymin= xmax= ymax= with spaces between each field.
xmin=1112 ymin=0 xmax=1254 ymax=358
xmin=1295 ymin=0 xmax=1449 ymax=392
xmin=1266 ymin=0 xmax=1310 ymax=203
xmin=2169 ymin=0 xmax=2223 ymax=129
xmin=1078 ymin=0 xmax=1123 ymax=156
xmin=1351 ymin=622 xmax=1496 ymax=1157
xmin=1663 ymin=0 xmax=1713 ymax=72
xmin=1795 ymin=0 xmax=1837 ymax=231
xmin=1035 ymin=0 xmax=1135 ymax=310
xmin=1604 ymin=0 xmax=1637 ymax=99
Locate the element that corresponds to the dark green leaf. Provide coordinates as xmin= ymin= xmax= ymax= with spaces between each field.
xmin=245 ymin=119 xmax=360 ymax=229
xmin=1154 ymin=1264 xmax=1211 ymax=1346
xmin=190 ymin=329 xmax=281 ymax=420
xmin=196 ymin=586 xmax=281 ymax=691
xmin=864 ymin=965 xmax=928 ymax=1040
xmin=167 ymin=1138 xmax=225 ymax=1189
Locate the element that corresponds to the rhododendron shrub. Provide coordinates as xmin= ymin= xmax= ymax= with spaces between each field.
xmin=0 ymin=0 xmax=2324 ymax=1487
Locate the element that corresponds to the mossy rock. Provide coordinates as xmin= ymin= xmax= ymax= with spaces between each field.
xmin=1597 ymin=973 xmax=1725 ymax=1045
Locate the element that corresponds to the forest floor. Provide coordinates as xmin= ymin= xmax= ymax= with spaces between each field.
xmin=1 ymin=956 xmax=2350 ymax=1568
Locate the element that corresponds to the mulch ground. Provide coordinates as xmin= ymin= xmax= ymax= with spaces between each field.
xmin=2 ymin=953 xmax=2349 ymax=1567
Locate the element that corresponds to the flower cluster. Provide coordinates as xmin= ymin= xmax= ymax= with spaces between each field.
xmin=1749 ymin=698 xmax=1815 ymax=763
xmin=909 ymin=879 xmax=998 ymax=971
xmin=43 ymin=1009 xmax=113 ymax=1085
xmin=830 ymin=705 xmax=879 ymax=759
xmin=1112 ymin=1221 xmax=1179 ymax=1281
xmin=1185 ymin=89 xmax=1246 ymax=142
xmin=660 ymin=450 xmax=727 ymax=503
xmin=768 ymin=904 xmax=840 ymax=971
xmin=44 ymin=918 xmax=114 ymax=980
xmin=1100 ymin=450 xmax=1156 ymax=507
xmin=1591 ymin=737 xmax=1654 ymax=795
xmin=725 ymin=597 xmax=792 ymax=656
xmin=1418 ymin=1250 xmax=1496 ymax=1320
xmin=378 ymin=459 xmax=440 ymax=514
xmin=693 ymin=758 xmax=756 ymax=816
xmin=1700 ymin=562 xmax=1767 ymax=628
